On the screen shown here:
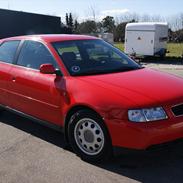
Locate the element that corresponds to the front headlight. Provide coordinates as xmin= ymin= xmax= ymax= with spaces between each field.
xmin=128 ymin=107 xmax=167 ymax=122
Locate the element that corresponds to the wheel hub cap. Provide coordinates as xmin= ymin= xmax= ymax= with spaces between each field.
xmin=84 ymin=130 xmax=94 ymax=143
xmin=74 ymin=118 xmax=105 ymax=156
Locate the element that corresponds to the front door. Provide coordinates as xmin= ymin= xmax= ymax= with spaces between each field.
xmin=9 ymin=40 xmax=64 ymax=125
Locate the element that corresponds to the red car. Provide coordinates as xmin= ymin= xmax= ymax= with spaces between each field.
xmin=0 ymin=34 xmax=183 ymax=162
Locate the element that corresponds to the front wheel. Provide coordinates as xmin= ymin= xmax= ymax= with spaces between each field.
xmin=68 ymin=110 xmax=112 ymax=162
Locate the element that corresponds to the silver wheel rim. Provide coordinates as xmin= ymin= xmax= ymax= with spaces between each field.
xmin=74 ymin=118 xmax=105 ymax=156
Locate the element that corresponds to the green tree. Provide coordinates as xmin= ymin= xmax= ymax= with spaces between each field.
xmin=65 ymin=13 xmax=74 ymax=34
xmin=114 ymin=22 xmax=128 ymax=42
xmin=65 ymin=13 xmax=69 ymax=27
xmin=77 ymin=20 xmax=97 ymax=34
xmin=69 ymin=13 xmax=74 ymax=30
xmin=96 ymin=22 xmax=103 ymax=33
xmin=102 ymin=16 xmax=115 ymax=33
xmin=114 ymin=20 xmax=136 ymax=42
xmin=74 ymin=20 xmax=79 ymax=33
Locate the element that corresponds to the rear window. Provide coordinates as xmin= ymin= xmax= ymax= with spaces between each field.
xmin=0 ymin=41 xmax=20 ymax=64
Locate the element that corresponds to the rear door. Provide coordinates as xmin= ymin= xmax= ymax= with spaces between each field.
xmin=0 ymin=40 xmax=20 ymax=106
xmin=9 ymin=40 xmax=64 ymax=125
xmin=125 ymin=31 xmax=154 ymax=56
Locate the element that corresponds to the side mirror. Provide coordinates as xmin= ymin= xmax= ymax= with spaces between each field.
xmin=40 ymin=64 xmax=55 ymax=74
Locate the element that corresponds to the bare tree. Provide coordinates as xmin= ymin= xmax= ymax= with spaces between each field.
xmin=150 ymin=15 xmax=165 ymax=22
xmin=168 ymin=14 xmax=183 ymax=31
xmin=89 ymin=5 xmax=96 ymax=22
xmin=84 ymin=5 xmax=99 ymax=21
xmin=118 ymin=13 xmax=140 ymax=23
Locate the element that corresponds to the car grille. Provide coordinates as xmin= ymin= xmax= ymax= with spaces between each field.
xmin=172 ymin=104 xmax=183 ymax=117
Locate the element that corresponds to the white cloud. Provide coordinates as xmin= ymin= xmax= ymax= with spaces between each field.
xmin=97 ymin=9 xmax=130 ymax=21
xmin=67 ymin=8 xmax=130 ymax=22
xmin=79 ymin=9 xmax=130 ymax=22
xmin=101 ymin=9 xmax=130 ymax=16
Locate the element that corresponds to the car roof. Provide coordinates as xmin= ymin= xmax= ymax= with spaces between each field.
xmin=1 ymin=34 xmax=99 ymax=43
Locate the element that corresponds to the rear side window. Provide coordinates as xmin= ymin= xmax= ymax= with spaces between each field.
xmin=17 ymin=41 xmax=58 ymax=70
xmin=0 ymin=41 xmax=20 ymax=64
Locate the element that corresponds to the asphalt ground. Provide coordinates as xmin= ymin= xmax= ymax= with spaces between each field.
xmin=0 ymin=64 xmax=183 ymax=183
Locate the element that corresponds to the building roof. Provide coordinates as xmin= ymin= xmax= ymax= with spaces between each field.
xmin=0 ymin=8 xmax=60 ymax=18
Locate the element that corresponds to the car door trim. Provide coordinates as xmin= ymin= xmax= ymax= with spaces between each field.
xmin=0 ymin=104 xmax=63 ymax=132
xmin=3 ymin=88 xmax=60 ymax=109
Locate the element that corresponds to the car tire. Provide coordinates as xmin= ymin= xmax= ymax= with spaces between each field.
xmin=0 ymin=107 xmax=4 ymax=113
xmin=68 ymin=109 xmax=112 ymax=162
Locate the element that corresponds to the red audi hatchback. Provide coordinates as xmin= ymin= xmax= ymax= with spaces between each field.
xmin=0 ymin=34 xmax=183 ymax=162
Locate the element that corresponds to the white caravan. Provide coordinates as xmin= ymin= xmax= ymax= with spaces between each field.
xmin=124 ymin=22 xmax=168 ymax=57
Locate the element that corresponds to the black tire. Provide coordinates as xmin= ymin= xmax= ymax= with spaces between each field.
xmin=0 ymin=107 xmax=4 ymax=113
xmin=68 ymin=109 xmax=112 ymax=162
xmin=160 ymin=51 xmax=166 ymax=60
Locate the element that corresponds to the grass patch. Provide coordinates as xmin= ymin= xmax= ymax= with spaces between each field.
xmin=167 ymin=43 xmax=183 ymax=57
xmin=114 ymin=43 xmax=124 ymax=52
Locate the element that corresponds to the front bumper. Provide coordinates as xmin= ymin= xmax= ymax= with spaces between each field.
xmin=107 ymin=116 xmax=183 ymax=150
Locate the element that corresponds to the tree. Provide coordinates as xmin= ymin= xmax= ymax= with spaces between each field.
xmin=65 ymin=13 xmax=74 ymax=34
xmin=96 ymin=22 xmax=103 ymax=33
xmin=74 ymin=20 xmax=79 ymax=33
xmin=66 ymin=13 xmax=69 ymax=27
xmin=102 ymin=16 xmax=115 ymax=33
xmin=69 ymin=13 xmax=74 ymax=30
xmin=77 ymin=20 xmax=97 ymax=34
xmin=114 ymin=22 xmax=128 ymax=42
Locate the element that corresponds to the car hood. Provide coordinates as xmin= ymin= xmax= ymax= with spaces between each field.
xmin=77 ymin=68 xmax=183 ymax=107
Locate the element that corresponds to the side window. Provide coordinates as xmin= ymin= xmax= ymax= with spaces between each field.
xmin=0 ymin=41 xmax=20 ymax=64
xmin=17 ymin=41 xmax=58 ymax=70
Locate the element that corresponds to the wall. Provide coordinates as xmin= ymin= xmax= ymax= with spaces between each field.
xmin=0 ymin=9 xmax=62 ymax=39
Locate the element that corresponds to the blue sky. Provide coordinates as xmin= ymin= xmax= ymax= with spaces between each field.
xmin=0 ymin=0 xmax=183 ymax=21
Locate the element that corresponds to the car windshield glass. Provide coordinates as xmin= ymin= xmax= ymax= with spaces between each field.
xmin=52 ymin=39 xmax=141 ymax=76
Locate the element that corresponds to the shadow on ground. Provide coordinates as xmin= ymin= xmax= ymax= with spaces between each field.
xmin=139 ymin=56 xmax=183 ymax=66
xmin=0 ymin=110 xmax=66 ymax=149
xmin=99 ymin=143 xmax=183 ymax=183
xmin=1 ymin=110 xmax=183 ymax=183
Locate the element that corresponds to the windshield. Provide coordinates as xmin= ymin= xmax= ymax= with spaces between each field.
xmin=52 ymin=39 xmax=141 ymax=76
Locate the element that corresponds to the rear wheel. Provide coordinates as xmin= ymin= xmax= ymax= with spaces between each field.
xmin=68 ymin=110 xmax=112 ymax=162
